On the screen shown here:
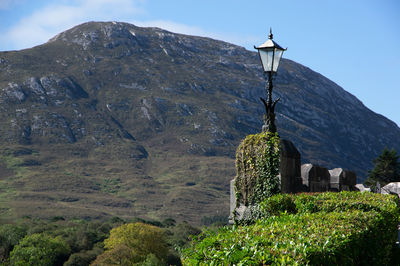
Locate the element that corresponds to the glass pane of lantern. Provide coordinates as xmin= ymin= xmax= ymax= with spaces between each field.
xmin=259 ymin=49 xmax=273 ymax=72
xmin=272 ymin=49 xmax=283 ymax=72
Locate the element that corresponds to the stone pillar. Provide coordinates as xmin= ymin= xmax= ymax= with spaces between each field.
xmin=229 ymin=135 xmax=303 ymax=224
xmin=301 ymin=164 xmax=330 ymax=192
xmin=329 ymin=168 xmax=357 ymax=191
xmin=279 ymin=139 xmax=303 ymax=193
xmin=328 ymin=168 xmax=341 ymax=191
xmin=229 ymin=179 xmax=235 ymax=224
xmin=343 ymin=169 xmax=357 ymax=190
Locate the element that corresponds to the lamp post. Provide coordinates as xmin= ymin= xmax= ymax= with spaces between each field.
xmin=255 ymin=29 xmax=286 ymax=133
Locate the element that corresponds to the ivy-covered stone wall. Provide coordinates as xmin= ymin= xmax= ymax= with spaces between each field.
xmin=234 ymin=132 xmax=281 ymax=207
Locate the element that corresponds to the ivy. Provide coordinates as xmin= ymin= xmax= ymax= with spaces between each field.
xmin=234 ymin=132 xmax=280 ymax=206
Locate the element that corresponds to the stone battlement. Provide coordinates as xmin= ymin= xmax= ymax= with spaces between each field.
xmin=278 ymin=139 xmax=357 ymax=194
xmin=229 ymin=139 xmax=358 ymax=223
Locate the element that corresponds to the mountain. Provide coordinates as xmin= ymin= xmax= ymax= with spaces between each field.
xmin=0 ymin=21 xmax=399 ymax=224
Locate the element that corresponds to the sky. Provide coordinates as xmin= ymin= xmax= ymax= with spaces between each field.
xmin=0 ymin=0 xmax=399 ymax=126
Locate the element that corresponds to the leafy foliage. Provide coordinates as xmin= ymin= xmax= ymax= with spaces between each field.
xmin=234 ymin=131 xmax=280 ymax=206
xmin=166 ymin=222 xmax=201 ymax=250
xmin=0 ymin=216 xmax=199 ymax=265
xmin=233 ymin=131 xmax=280 ymax=224
xmin=258 ymin=193 xmax=297 ymax=216
xmin=0 ymin=217 xmax=124 ymax=265
xmin=91 ymin=222 xmax=170 ymax=265
xmin=0 ymin=224 xmax=27 ymax=262
xmin=63 ymin=247 xmax=103 ymax=266
xmin=365 ymin=148 xmax=400 ymax=187
xmin=183 ymin=192 xmax=400 ymax=265
xmin=91 ymin=244 xmax=135 ymax=266
xmin=258 ymin=191 xmax=400 ymax=217
xmin=10 ymin=233 xmax=70 ymax=266
xmin=201 ymin=215 xmax=228 ymax=226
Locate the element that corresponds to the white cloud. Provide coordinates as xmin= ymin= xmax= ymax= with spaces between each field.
xmin=0 ymin=0 xmax=145 ymax=50
xmin=0 ymin=0 xmax=257 ymax=51
xmin=132 ymin=20 xmax=215 ymax=37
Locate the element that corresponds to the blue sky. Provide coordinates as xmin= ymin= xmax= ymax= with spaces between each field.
xmin=1 ymin=0 xmax=399 ymax=126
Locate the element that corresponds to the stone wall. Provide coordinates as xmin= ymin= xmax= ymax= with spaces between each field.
xmin=230 ymin=139 xmax=358 ymax=223
xmin=301 ymin=164 xmax=330 ymax=192
xmin=279 ymin=139 xmax=357 ymax=193
xmin=328 ymin=168 xmax=357 ymax=191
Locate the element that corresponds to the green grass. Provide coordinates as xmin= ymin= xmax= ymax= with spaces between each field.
xmin=1 ymin=155 xmax=28 ymax=179
xmin=0 ymin=142 xmax=233 ymax=225
xmin=100 ymin=178 xmax=121 ymax=194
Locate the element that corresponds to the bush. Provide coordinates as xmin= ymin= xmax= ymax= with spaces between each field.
xmin=201 ymin=215 xmax=228 ymax=226
xmin=183 ymin=192 xmax=400 ymax=265
xmin=64 ymin=247 xmax=103 ymax=266
xmin=91 ymin=222 xmax=170 ymax=265
xmin=10 ymin=233 xmax=70 ymax=266
xmin=0 ymin=224 xmax=27 ymax=262
xmin=300 ymin=191 xmax=399 ymax=217
xmin=259 ymin=191 xmax=399 ymax=218
xmin=166 ymin=222 xmax=201 ymax=249
xmin=259 ymin=193 xmax=297 ymax=216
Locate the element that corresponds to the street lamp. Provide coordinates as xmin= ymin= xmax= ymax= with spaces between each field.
xmin=254 ymin=29 xmax=286 ymax=133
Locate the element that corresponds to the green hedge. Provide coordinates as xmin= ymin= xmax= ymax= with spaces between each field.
xmin=260 ymin=191 xmax=399 ymax=216
xmin=182 ymin=192 xmax=400 ymax=265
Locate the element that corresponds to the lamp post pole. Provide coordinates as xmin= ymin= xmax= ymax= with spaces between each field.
xmin=261 ymin=71 xmax=279 ymax=133
xmin=255 ymin=29 xmax=286 ymax=133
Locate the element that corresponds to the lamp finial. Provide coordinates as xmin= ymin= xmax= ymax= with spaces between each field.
xmin=269 ymin=28 xmax=273 ymax=39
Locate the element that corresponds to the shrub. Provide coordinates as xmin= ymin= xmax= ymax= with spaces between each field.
xmin=91 ymin=222 xmax=169 ymax=265
xmin=201 ymin=215 xmax=228 ymax=226
xmin=64 ymin=247 xmax=103 ymax=266
xmin=0 ymin=224 xmax=27 ymax=262
xmin=167 ymin=222 xmax=201 ymax=249
xmin=259 ymin=193 xmax=297 ymax=216
xmin=183 ymin=192 xmax=400 ymax=265
xmin=10 ymin=233 xmax=70 ymax=266
xmin=293 ymin=191 xmax=399 ymax=217
xmin=258 ymin=191 xmax=399 ymax=218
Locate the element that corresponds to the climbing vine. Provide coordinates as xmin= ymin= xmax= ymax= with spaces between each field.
xmin=234 ymin=131 xmax=281 ymax=207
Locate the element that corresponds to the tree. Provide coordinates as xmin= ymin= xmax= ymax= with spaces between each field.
xmin=365 ymin=148 xmax=400 ymax=186
xmin=9 ymin=233 xmax=70 ymax=266
xmin=90 ymin=244 xmax=134 ymax=266
xmin=63 ymin=247 xmax=103 ymax=266
xmin=91 ymin=222 xmax=169 ymax=265
xmin=0 ymin=224 xmax=27 ymax=262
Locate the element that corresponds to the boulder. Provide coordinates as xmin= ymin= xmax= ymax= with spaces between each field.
xmin=355 ymin=184 xmax=371 ymax=192
xmin=381 ymin=182 xmax=400 ymax=195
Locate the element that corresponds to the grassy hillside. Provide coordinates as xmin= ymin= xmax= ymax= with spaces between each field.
xmin=0 ymin=21 xmax=399 ymax=224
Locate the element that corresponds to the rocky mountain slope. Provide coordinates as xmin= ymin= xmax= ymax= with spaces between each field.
xmin=0 ymin=21 xmax=399 ymax=224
